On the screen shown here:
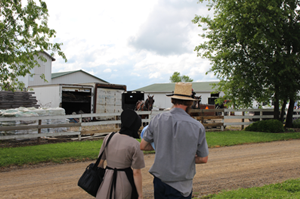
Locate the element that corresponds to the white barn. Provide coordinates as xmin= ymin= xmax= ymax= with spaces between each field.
xmin=17 ymin=51 xmax=108 ymax=88
xmin=51 ymin=70 xmax=108 ymax=85
xmin=17 ymin=51 xmax=55 ymax=87
xmin=134 ymin=82 xmax=225 ymax=110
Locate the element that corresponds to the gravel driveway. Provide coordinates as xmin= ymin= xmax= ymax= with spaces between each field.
xmin=1 ymin=139 xmax=300 ymax=198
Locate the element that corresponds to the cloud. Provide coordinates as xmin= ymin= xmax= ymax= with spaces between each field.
xmin=104 ymin=69 xmax=111 ymax=73
xmin=46 ymin=0 xmax=217 ymax=91
xmin=128 ymin=0 xmax=208 ymax=55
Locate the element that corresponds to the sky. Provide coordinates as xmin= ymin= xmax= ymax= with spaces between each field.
xmin=45 ymin=0 xmax=217 ymax=91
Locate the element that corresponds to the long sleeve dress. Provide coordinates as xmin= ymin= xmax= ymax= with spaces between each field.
xmin=96 ymin=132 xmax=145 ymax=199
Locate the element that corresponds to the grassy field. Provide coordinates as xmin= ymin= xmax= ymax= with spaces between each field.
xmin=1 ymin=130 xmax=300 ymax=168
xmin=198 ymin=178 xmax=300 ymax=199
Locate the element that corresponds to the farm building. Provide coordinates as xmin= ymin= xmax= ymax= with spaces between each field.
xmin=51 ymin=70 xmax=108 ymax=85
xmin=17 ymin=51 xmax=108 ymax=88
xmin=17 ymin=51 xmax=55 ymax=88
xmin=13 ymin=51 xmax=126 ymax=116
xmin=134 ymin=82 xmax=225 ymax=110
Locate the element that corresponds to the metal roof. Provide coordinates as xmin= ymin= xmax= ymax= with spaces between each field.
xmin=41 ymin=51 xmax=56 ymax=61
xmin=134 ymin=81 xmax=220 ymax=93
xmin=51 ymin=70 xmax=109 ymax=83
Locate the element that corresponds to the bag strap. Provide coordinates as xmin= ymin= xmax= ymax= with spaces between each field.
xmin=94 ymin=132 xmax=116 ymax=168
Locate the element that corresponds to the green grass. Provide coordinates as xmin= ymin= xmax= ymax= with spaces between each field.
xmin=0 ymin=140 xmax=104 ymax=167
xmin=1 ymin=131 xmax=300 ymax=168
xmin=199 ymin=178 xmax=300 ymax=199
xmin=206 ymin=131 xmax=300 ymax=147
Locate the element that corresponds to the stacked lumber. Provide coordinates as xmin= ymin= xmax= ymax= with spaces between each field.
xmin=0 ymin=91 xmax=39 ymax=109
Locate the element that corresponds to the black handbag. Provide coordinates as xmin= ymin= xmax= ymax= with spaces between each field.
xmin=78 ymin=132 xmax=115 ymax=197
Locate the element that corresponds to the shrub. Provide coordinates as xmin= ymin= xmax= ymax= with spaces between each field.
xmin=292 ymin=118 xmax=300 ymax=128
xmin=245 ymin=119 xmax=284 ymax=133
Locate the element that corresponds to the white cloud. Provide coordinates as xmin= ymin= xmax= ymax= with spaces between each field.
xmin=44 ymin=0 xmax=216 ymax=90
xmin=103 ymin=69 xmax=112 ymax=73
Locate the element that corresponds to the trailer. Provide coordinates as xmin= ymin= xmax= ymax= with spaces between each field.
xmin=29 ymin=84 xmax=94 ymax=115
xmin=85 ymin=83 xmax=126 ymax=120
xmin=29 ymin=83 xmax=127 ymax=120
xmin=121 ymin=91 xmax=145 ymax=110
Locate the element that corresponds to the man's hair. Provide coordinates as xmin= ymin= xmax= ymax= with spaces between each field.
xmin=171 ymin=98 xmax=193 ymax=107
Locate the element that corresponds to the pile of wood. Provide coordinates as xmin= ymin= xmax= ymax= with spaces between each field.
xmin=0 ymin=91 xmax=39 ymax=109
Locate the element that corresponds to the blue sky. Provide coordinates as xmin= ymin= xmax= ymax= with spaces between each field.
xmin=46 ymin=0 xmax=217 ymax=90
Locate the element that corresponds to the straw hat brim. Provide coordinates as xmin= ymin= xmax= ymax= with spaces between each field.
xmin=168 ymin=95 xmax=195 ymax=101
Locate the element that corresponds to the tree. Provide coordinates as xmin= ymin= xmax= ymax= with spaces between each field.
xmin=0 ymin=0 xmax=67 ymax=91
xmin=193 ymin=0 xmax=300 ymax=126
xmin=170 ymin=72 xmax=193 ymax=83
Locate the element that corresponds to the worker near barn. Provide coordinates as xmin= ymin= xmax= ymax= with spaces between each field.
xmin=140 ymin=82 xmax=209 ymax=199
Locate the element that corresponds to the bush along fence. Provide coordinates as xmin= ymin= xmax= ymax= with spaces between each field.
xmin=1 ymin=108 xmax=300 ymax=141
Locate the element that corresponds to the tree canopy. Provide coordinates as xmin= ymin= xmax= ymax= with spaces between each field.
xmin=193 ymin=0 xmax=300 ymax=125
xmin=170 ymin=72 xmax=193 ymax=83
xmin=0 ymin=0 xmax=67 ymax=91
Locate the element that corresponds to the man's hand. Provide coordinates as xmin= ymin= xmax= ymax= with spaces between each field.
xmin=195 ymin=155 xmax=208 ymax=164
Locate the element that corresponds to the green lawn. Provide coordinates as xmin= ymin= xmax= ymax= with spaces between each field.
xmin=198 ymin=178 xmax=300 ymax=199
xmin=1 ymin=130 xmax=300 ymax=168
xmin=206 ymin=130 xmax=300 ymax=147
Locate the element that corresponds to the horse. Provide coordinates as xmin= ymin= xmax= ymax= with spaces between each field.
xmin=135 ymin=95 xmax=155 ymax=127
xmin=191 ymin=95 xmax=201 ymax=109
xmin=135 ymin=95 xmax=155 ymax=111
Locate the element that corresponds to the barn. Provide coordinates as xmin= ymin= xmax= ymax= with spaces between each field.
xmin=134 ymin=82 xmax=224 ymax=110
xmin=17 ymin=51 xmax=109 ymax=88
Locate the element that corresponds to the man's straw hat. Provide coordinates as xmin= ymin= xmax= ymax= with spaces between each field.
xmin=167 ymin=82 xmax=195 ymax=101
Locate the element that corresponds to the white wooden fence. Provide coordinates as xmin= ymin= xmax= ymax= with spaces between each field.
xmin=1 ymin=109 xmax=300 ymax=141
xmin=0 ymin=111 xmax=151 ymax=141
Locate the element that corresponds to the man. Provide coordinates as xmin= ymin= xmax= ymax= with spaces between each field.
xmin=140 ymin=82 xmax=209 ymax=199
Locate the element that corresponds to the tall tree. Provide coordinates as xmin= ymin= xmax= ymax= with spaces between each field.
xmin=170 ymin=72 xmax=193 ymax=83
xmin=0 ymin=0 xmax=67 ymax=91
xmin=193 ymin=0 xmax=300 ymax=126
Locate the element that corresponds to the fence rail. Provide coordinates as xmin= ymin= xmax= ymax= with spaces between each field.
xmin=1 ymin=109 xmax=300 ymax=141
xmin=0 ymin=111 xmax=151 ymax=141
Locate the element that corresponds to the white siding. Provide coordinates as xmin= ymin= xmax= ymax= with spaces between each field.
xmin=51 ymin=72 xmax=106 ymax=84
xmin=17 ymin=52 xmax=53 ymax=88
xmin=31 ymin=85 xmax=61 ymax=108
xmin=29 ymin=53 xmax=52 ymax=86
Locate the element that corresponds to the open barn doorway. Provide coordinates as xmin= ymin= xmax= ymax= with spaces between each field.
xmin=61 ymin=89 xmax=92 ymax=115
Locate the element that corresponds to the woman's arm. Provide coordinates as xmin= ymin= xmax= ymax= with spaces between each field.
xmin=98 ymin=159 xmax=105 ymax=168
xmin=133 ymin=169 xmax=143 ymax=199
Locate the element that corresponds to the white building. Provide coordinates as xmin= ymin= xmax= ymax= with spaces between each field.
xmin=17 ymin=51 xmax=55 ymax=88
xmin=18 ymin=51 xmax=108 ymax=88
xmin=134 ymin=82 xmax=224 ymax=110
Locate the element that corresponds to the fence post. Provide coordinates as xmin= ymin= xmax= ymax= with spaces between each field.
xmin=221 ymin=110 xmax=224 ymax=131
xmin=260 ymin=110 xmax=263 ymax=121
xmin=37 ymin=119 xmax=41 ymax=143
xmin=241 ymin=111 xmax=245 ymax=130
xmin=78 ymin=116 xmax=82 ymax=141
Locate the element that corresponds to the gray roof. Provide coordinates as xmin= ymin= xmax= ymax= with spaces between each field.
xmin=51 ymin=69 xmax=109 ymax=83
xmin=135 ymin=81 xmax=220 ymax=93
xmin=41 ymin=51 xmax=56 ymax=61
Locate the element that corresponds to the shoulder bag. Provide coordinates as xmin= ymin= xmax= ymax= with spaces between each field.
xmin=78 ymin=132 xmax=115 ymax=197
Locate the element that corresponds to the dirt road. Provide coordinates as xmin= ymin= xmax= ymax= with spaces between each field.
xmin=1 ymin=139 xmax=300 ymax=199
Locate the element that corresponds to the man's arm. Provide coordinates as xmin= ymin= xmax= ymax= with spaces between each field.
xmin=195 ymin=155 xmax=208 ymax=164
xmin=140 ymin=139 xmax=154 ymax=151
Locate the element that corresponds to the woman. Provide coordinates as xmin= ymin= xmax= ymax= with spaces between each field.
xmin=96 ymin=109 xmax=145 ymax=199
